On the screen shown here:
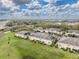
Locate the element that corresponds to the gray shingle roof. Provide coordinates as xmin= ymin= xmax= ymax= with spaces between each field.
xmin=30 ymin=32 xmax=52 ymax=40
xmin=68 ymin=30 xmax=79 ymax=34
xmin=45 ymin=28 xmax=61 ymax=32
xmin=58 ymin=37 xmax=79 ymax=46
xmin=16 ymin=31 xmax=29 ymax=35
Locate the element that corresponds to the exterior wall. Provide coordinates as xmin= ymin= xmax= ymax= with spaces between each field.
xmin=39 ymin=30 xmax=45 ymax=32
xmin=57 ymin=42 xmax=79 ymax=50
xmin=40 ymin=39 xmax=52 ymax=45
xmin=44 ymin=30 xmax=61 ymax=34
xmin=29 ymin=36 xmax=40 ymax=41
xmin=29 ymin=36 xmax=52 ymax=45
xmin=15 ymin=33 xmax=52 ymax=45
xmin=65 ymin=33 xmax=79 ymax=37
xmin=44 ymin=30 xmax=49 ymax=33
xmin=34 ymin=29 xmax=44 ymax=33
xmin=15 ymin=33 xmax=27 ymax=39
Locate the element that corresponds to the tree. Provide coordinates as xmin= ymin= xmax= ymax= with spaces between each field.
xmin=61 ymin=23 xmax=68 ymax=31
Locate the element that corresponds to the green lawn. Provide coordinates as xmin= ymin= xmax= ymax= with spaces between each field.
xmin=0 ymin=31 xmax=79 ymax=59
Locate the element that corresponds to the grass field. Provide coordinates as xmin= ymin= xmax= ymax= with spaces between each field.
xmin=0 ymin=32 xmax=79 ymax=59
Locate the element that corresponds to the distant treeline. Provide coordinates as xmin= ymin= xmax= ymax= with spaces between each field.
xmin=5 ymin=20 xmax=79 ymax=32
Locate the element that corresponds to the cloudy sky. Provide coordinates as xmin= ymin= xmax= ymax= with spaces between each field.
xmin=0 ymin=0 xmax=79 ymax=20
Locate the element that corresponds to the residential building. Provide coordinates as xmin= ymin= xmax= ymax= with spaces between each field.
xmin=57 ymin=37 xmax=79 ymax=50
xmin=65 ymin=30 xmax=79 ymax=37
xmin=29 ymin=32 xmax=52 ymax=45
xmin=44 ymin=28 xmax=61 ymax=34
xmin=15 ymin=31 xmax=29 ymax=39
xmin=33 ymin=27 xmax=44 ymax=32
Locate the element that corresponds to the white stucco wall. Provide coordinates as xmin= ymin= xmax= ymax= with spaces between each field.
xmin=15 ymin=33 xmax=27 ymax=39
xmin=29 ymin=36 xmax=52 ymax=45
xmin=57 ymin=42 xmax=79 ymax=50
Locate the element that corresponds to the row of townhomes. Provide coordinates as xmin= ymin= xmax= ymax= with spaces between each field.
xmin=57 ymin=37 xmax=79 ymax=50
xmin=65 ymin=30 xmax=79 ymax=37
xmin=15 ymin=31 xmax=29 ymax=39
xmin=29 ymin=32 xmax=52 ymax=45
xmin=33 ymin=27 xmax=61 ymax=34
xmin=15 ymin=27 xmax=79 ymax=51
xmin=15 ymin=31 xmax=52 ymax=45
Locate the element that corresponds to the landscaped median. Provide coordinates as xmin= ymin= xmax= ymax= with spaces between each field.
xmin=0 ymin=31 xmax=79 ymax=59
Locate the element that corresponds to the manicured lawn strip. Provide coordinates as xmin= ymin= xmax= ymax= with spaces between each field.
xmin=0 ymin=32 xmax=79 ymax=59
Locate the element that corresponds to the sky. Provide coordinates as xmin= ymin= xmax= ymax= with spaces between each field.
xmin=0 ymin=0 xmax=79 ymax=20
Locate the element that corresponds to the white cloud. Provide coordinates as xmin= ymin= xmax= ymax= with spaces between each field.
xmin=0 ymin=0 xmax=79 ymax=19
xmin=0 ymin=0 xmax=21 ymax=13
xmin=62 ymin=4 xmax=70 ymax=9
xmin=44 ymin=0 xmax=50 ymax=2
xmin=71 ymin=1 xmax=79 ymax=8
xmin=10 ymin=5 xmax=19 ymax=11
xmin=1 ymin=0 xmax=14 ymax=8
xmin=27 ymin=1 xmax=41 ymax=9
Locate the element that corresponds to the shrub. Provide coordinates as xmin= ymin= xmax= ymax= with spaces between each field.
xmin=22 ymin=56 xmax=36 ymax=59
